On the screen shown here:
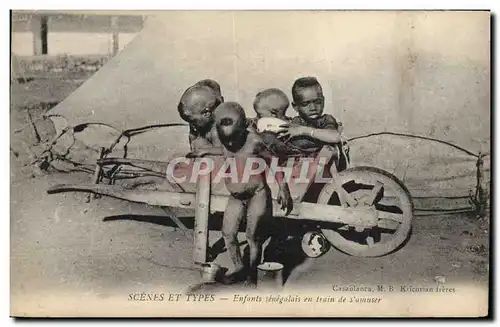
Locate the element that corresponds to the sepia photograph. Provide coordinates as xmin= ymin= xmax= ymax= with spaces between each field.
xmin=9 ymin=10 xmax=490 ymax=317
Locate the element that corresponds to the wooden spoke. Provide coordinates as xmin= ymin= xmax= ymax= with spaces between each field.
xmin=365 ymin=181 xmax=384 ymax=205
xmin=376 ymin=219 xmax=399 ymax=230
xmin=377 ymin=211 xmax=404 ymax=222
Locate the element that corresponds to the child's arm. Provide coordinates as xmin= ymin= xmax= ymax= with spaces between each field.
xmin=190 ymin=135 xmax=214 ymax=152
xmin=189 ymin=124 xmax=220 ymax=149
xmin=188 ymin=126 xmax=199 ymax=151
xmin=253 ymin=135 xmax=293 ymax=214
xmin=187 ymin=126 xmax=223 ymax=157
xmin=288 ymin=125 xmax=341 ymax=144
xmin=187 ymin=140 xmax=223 ymax=157
xmin=285 ymin=115 xmax=341 ymax=144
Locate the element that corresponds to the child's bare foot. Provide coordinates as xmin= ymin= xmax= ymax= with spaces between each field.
xmin=219 ymin=269 xmax=246 ymax=285
xmin=243 ymin=279 xmax=257 ymax=289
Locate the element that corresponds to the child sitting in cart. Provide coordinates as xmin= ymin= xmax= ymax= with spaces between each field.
xmin=250 ymin=80 xmax=350 ymax=185
xmin=284 ymin=76 xmax=350 ymax=172
xmin=250 ymin=84 xmax=344 ymax=281
xmin=251 ymin=88 xmax=291 ymax=124
xmin=250 ymin=81 xmax=349 ymax=171
xmin=249 ymin=88 xmax=301 ymax=158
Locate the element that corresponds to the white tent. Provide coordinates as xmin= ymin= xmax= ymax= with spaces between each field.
xmin=47 ymin=11 xmax=490 ymax=202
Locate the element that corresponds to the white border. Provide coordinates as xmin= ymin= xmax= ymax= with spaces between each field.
xmin=2 ymin=0 xmax=497 ymax=326
xmin=4 ymin=0 xmax=499 ymax=10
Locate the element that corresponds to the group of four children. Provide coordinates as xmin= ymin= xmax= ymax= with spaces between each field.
xmin=177 ymin=77 xmax=346 ymax=286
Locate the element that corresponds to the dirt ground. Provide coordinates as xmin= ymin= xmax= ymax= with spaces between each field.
xmin=9 ymin=165 xmax=490 ymax=313
xmin=9 ymin=76 xmax=490 ymax=316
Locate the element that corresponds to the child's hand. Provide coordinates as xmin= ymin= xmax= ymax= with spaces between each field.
xmin=277 ymin=183 xmax=293 ymax=215
xmin=256 ymin=117 xmax=289 ymax=134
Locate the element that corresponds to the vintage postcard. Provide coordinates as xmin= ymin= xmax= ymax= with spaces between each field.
xmin=10 ymin=10 xmax=490 ymax=317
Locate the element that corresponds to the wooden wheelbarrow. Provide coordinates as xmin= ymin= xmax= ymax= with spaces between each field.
xmin=47 ymin=146 xmax=414 ymax=263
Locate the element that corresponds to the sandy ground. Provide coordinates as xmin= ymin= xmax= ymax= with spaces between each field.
xmin=9 ymin=76 xmax=490 ymax=317
xmin=10 ymin=162 xmax=490 ymax=316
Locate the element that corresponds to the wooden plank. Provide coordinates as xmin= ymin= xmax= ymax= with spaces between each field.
xmin=47 ymin=184 xmax=382 ymax=227
xmin=193 ymin=173 xmax=211 ymax=265
xmin=48 ymin=182 xmax=404 ymax=232
xmin=270 ymin=201 xmax=378 ymax=226
xmin=47 ymin=184 xmax=197 ymax=208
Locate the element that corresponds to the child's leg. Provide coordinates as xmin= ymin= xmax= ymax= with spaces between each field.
xmin=222 ymin=196 xmax=246 ymax=276
xmin=245 ymin=185 xmax=273 ymax=284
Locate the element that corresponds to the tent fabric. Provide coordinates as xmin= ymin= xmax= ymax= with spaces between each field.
xmin=47 ymin=11 xmax=490 ymax=202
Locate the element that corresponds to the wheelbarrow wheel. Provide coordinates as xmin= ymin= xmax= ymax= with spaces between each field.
xmin=317 ymin=166 xmax=413 ymax=257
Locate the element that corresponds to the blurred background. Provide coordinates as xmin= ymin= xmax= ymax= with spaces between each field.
xmin=11 ymin=11 xmax=144 ymax=80
xmin=10 ymin=11 xmax=146 ymax=175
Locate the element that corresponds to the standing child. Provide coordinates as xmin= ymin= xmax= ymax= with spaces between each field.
xmin=212 ymin=102 xmax=293 ymax=286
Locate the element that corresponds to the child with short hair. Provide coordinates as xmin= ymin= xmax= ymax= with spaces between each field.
xmin=252 ymin=88 xmax=291 ymax=121
xmin=249 ymin=88 xmax=301 ymax=157
xmin=195 ymin=79 xmax=224 ymax=103
xmin=285 ymin=76 xmax=349 ymax=170
xmin=177 ymin=80 xmax=224 ymax=155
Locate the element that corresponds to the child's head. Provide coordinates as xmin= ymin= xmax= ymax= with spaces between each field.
xmin=195 ymin=79 xmax=224 ymax=103
xmin=214 ymin=102 xmax=248 ymax=144
xmin=178 ymin=84 xmax=222 ymax=131
xmin=291 ymin=77 xmax=325 ymax=122
xmin=253 ymin=88 xmax=290 ymax=119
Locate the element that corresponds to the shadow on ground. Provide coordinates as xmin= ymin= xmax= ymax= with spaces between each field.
xmin=102 ymin=212 xmax=316 ymax=288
